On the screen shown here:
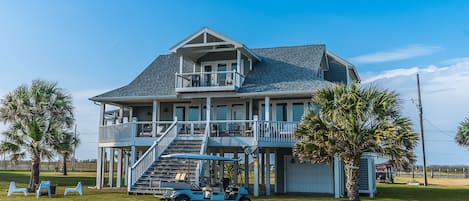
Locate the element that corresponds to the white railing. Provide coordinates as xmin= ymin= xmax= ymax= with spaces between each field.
xmin=258 ymin=121 xmax=299 ymax=143
xmin=177 ymin=121 xmax=208 ymax=136
xmin=208 ymin=120 xmax=256 ymax=137
xmin=175 ymin=71 xmax=245 ymax=91
xmin=99 ymin=121 xmax=174 ymax=144
xmin=195 ymin=123 xmax=210 ymax=186
xmin=128 ymin=120 xmax=178 ymax=190
xmin=99 ymin=123 xmax=135 ymax=144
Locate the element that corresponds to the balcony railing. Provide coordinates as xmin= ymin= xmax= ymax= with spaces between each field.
xmin=175 ymin=71 xmax=244 ymax=92
xmin=98 ymin=121 xmax=174 ymax=146
xmin=100 ymin=120 xmax=299 ymax=146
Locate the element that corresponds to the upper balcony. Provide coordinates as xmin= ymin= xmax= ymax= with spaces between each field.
xmin=175 ymin=71 xmax=244 ymax=92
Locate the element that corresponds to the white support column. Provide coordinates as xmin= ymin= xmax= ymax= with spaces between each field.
xmin=96 ymin=147 xmax=103 ymax=189
xmin=249 ymin=99 xmax=253 ymax=120
xmin=193 ymin=63 xmax=196 ymax=73
xmin=130 ymin=146 xmax=136 ymax=166
xmin=124 ymin=151 xmax=129 ymax=186
xmin=152 ymin=100 xmax=158 ymax=137
xmin=244 ymin=152 xmax=249 ymax=188
xmin=249 ymin=59 xmax=252 ymax=71
xmin=99 ymin=103 xmax=106 ymax=126
xmin=116 ymin=149 xmax=122 ymax=188
xmin=368 ymin=158 xmax=375 ymax=198
xmin=265 ymin=97 xmax=270 ymax=121
xmin=253 ymin=151 xmax=260 ymax=197
xmin=129 ymin=107 xmax=133 ymax=122
xmin=274 ymin=149 xmax=278 ymax=193
xmin=206 ymin=96 xmax=211 ymax=123
xmin=334 ymin=156 xmax=340 ymax=198
xmin=236 ymin=50 xmax=241 ymax=73
xmin=234 ymin=152 xmax=239 ymax=185
xmin=265 ymin=149 xmax=271 ymax=195
xmin=119 ymin=106 xmax=124 ymax=124
xmin=109 ymin=148 xmax=114 ymax=187
xmin=179 ymin=56 xmax=184 ymax=74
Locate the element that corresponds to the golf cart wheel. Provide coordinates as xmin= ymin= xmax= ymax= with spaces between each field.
xmin=175 ymin=195 xmax=190 ymax=201
xmin=239 ymin=197 xmax=251 ymax=201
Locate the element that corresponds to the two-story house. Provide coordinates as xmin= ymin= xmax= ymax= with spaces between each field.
xmin=90 ymin=27 xmax=376 ymax=198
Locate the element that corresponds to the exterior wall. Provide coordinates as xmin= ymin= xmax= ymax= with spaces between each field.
xmin=324 ymin=58 xmax=347 ymax=83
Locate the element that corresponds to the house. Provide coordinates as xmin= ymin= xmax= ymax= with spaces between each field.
xmin=89 ymin=27 xmax=376 ymax=198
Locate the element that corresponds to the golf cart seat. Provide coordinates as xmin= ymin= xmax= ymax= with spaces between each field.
xmin=175 ymin=172 xmax=187 ymax=182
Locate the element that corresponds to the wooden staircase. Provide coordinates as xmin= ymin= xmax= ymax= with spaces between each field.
xmin=129 ymin=139 xmax=203 ymax=194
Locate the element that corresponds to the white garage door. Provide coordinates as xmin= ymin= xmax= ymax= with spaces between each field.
xmin=285 ymin=155 xmax=333 ymax=193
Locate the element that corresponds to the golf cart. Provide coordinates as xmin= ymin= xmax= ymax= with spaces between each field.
xmin=157 ymin=153 xmax=251 ymax=201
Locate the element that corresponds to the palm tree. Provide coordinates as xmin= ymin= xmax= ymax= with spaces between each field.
xmin=52 ymin=129 xmax=80 ymax=176
xmin=294 ymin=83 xmax=418 ymax=201
xmin=0 ymin=80 xmax=74 ymax=191
xmin=455 ymin=118 xmax=469 ymax=147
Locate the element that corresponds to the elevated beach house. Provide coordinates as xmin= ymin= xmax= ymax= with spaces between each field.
xmin=90 ymin=27 xmax=376 ymax=198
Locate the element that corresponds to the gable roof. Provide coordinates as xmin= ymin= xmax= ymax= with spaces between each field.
xmin=90 ymin=45 xmax=334 ymax=102
xmin=170 ymin=27 xmax=261 ymax=62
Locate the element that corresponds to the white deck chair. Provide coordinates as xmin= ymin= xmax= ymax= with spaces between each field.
xmin=7 ymin=181 xmax=28 ymax=197
xmin=36 ymin=181 xmax=51 ymax=198
xmin=64 ymin=182 xmax=83 ymax=196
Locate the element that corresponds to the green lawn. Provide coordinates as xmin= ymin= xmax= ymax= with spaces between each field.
xmin=1 ymin=171 xmax=469 ymax=200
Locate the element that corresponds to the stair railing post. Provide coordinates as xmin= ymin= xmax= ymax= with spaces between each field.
xmin=127 ymin=166 xmax=132 ymax=191
xmin=253 ymin=115 xmax=259 ymax=144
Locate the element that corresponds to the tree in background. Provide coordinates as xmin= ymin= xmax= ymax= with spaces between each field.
xmin=52 ymin=129 xmax=80 ymax=176
xmin=294 ymin=84 xmax=418 ymax=201
xmin=0 ymin=80 xmax=74 ymax=191
xmin=455 ymin=118 xmax=469 ymax=148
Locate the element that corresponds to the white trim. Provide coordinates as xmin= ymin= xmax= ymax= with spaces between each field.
xmin=179 ymin=56 xmax=183 ymax=74
xmin=182 ymin=41 xmax=233 ymax=48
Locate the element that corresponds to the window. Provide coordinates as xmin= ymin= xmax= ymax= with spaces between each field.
xmin=188 ymin=106 xmax=199 ymax=121
xmin=276 ymin=103 xmax=288 ymax=121
xmin=293 ymin=103 xmax=304 ymax=122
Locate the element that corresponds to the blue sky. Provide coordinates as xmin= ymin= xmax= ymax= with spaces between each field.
xmin=1 ymin=1 xmax=469 ymax=165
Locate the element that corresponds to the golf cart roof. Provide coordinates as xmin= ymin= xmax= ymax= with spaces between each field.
xmin=161 ymin=153 xmax=238 ymax=161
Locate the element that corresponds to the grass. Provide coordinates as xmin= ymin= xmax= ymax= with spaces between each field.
xmin=2 ymin=171 xmax=469 ymax=200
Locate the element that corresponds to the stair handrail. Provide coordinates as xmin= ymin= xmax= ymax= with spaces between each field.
xmin=195 ymin=122 xmax=210 ymax=186
xmin=128 ymin=119 xmax=178 ymax=190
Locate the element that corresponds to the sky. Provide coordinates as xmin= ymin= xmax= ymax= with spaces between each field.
xmin=0 ymin=1 xmax=469 ymax=165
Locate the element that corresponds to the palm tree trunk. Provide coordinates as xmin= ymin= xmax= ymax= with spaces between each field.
xmin=29 ymin=157 xmax=41 ymax=192
xmin=344 ymin=158 xmax=361 ymax=201
xmin=63 ymin=154 xmax=68 ymax=176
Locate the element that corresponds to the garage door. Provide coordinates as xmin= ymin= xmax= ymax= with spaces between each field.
xmin=285 ymin=155 xmax=333 ymax=193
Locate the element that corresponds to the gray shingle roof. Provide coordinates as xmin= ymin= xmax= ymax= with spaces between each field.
xmin=240 ymin=45 xmax=330 ymax=93
xmin=90 ymin=45 xmax=332 ymax=101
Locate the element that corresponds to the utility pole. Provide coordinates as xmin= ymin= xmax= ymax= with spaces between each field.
xmin=72 ymin=124 xmax=77 ymax=171
xmin=417 ymin=73 xmax=428 ymax=186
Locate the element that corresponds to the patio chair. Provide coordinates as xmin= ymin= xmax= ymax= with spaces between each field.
xmin=7 ymin=181 xmax=28 ymax=197
xmin=36 ymin=180 xmax=51 ymax=198
xmin=64 ymin=181 xmax=83 ymax=196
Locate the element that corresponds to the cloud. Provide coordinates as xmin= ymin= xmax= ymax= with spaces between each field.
xmin=350 ymin=45 xmax=442 ymax=64
xmin=362 ymin=65 xmax=448 ymax=83
xmin=364 ymin=59 xmax=469 ymax=165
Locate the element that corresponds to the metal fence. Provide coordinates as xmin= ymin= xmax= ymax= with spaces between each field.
xmin=397 ymin=167 xmax=469 ymax=179
xmin=0 ymin=160 xmax=96 ymax=172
